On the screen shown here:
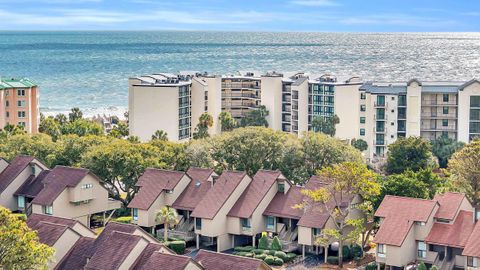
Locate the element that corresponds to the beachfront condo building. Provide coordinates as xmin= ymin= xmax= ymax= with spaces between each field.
xmin=128 ymin=72 xmax=480 ymax=161
xmin=0 ymin=77 xmax=39 ymax=133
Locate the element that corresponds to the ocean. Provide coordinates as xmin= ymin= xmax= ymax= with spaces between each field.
xmin=0 ymin=31 xmax=479 ymax=118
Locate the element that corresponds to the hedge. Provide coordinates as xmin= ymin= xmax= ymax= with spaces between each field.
xmin=271 ymin=236 xmax=282 ymax=251
xmin=264 ymin=255 xmax=275 ymax=265
xmin=418 ymin=262 xmax=427 ymax=270
xmin=167 ymin=241 xmax=186 ymax=254
xmin=234 ymin=246 xmax=253 ymax=252
xmin=254 ymin=254 xmax=267 ymax=260
xmin=342 ymin=246 xmax=351 ymax=259
xmin=274 ymin=251 xmax=287 ymax=261
xmin=258 ymin=235 xmax=269 ymax=250
xmin=264 ymin=250 xmax=276 ymax=256
xmin=351 ymin=244 xmax=363 ymax=258
xmin=327 ymin=256 xmax=338 ymax=264
xmin=286 ymin=253 xmax=297 ymax=262
xmin=252 ymin=249 xmax=265 ymax=255
xmin=114 ymin=216 xmax=132 ymax=224
xmin=273 ymin=257 xmax=284 ymax=266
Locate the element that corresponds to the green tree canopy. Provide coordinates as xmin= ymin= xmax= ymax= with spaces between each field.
xmin=0 ymin=134 xmax=56 ymax=167
xmin=311 ymin=115 xmax=340 ymax=136
xmin=386 ymin=136 xmax=433 ymax=174
xmin=193 ymin=113 xmax=213 ymax=139
xmin=156 ymin=206 xmax=178 ymax=241
xmin=218 ymin=111 xmax=237 ymax=132
xmin=0 ymin=206 xmax=55 ymax=269
xmin=431 ymin=135 xmax=464 ymax=168
xmin=240 ymin=105 xmax=269 ymax=127
xmin=151 ymin=130 xmax=168 ymax=141
xmin=449 ymin=139 xmax=480 ymax=206
xmin=351 ymin=138 xmax=368 ymax=152
xmin=68 ymin=107 xmax=83 ymax=122
xmin=39 ymin=116 xmax=62 ymax=140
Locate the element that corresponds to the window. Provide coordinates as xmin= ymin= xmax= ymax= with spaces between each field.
xmin=471 ymin=96 xmax=480 ymax=108
xmin=436 ymin=218 xmax=449 ymax=223
xmin=17 ymin=100 xmax=26 ymax=107
xmin=360 ymin=129 xmax=365 ymax=136
xmin=44 ymin=205 xmax=53 ymax=215
xmin=133 ymin=208 xmax=138 ymax=221
xmin=312 ymin=228 xmax=321 ymax=236
xmin=391 ymin=122 xmax=394 ymax=126
xmin=17 ymin=89 xmax=26 ymax=96
xmin=467 ymin=257 xmax=478 ymax=267
xmin=241 ymin=218 xmax=251 ymax=229
xmin=443 ymin=94 xmax=449 ymax=102
xmin=376 ymin=95 xmax=385 ymax=106
xmin=417 ymin=241 xmax=426 ymax=258
xmin=166 ymin=189 xmax=174 ymax=194
xmin=266 ymin=216 xmax=275 ymax=230
xmin=391 ymin=97 xmax=395 ymax=100
xmin=360 ymin=105 xmax=366 ymax=112
xmin=17 ymin=196 xmax=25 ymax=209
xmin=376 ymin=121 xmax=385 ymax=132
xmin=376 ymin=109 xmax=385 ymax=120
xmin=398 ymin=95 xmax=406 ymax=106
xmin=443 ymin=107 xmax=449 ymax=115
xmin=81 ymin=183 xmax=93 ymax=189
xmin=360 ymin=117 xmax=366 ymax=124
xmin=360 ymin=92 xmax=366 ymax=100
xmin=6 ymin=112 xmax=9 ymax=118
xmin=416 ymin=221 xmax=426 ymax=226
xmin=5 ymin=101 xmax=9 ymax=107
xmin=195 ymin=218 xmax=202 ymax=230
xmin=377 ymin=244 xmax=386 ymax=258
xmin=278 ymin=182 xmax=285 ymax=193
xmin=442 ymin=119 xmax=448 ymax=127
xmin=18 ymin=111 xmax=26 ymax=118
xmin=18 ymin=122 xmax=26 ymax=127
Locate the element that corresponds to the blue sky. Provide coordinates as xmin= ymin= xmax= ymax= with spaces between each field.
xmin=0 ymin=0 xmax=479 ymax=31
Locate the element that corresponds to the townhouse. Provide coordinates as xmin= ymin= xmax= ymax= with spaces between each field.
xmin=128 ymin=168 xmax=361 ymax=257
xmin=26 ymin=214 xmax=271 ymax=270
xmin=0 ymin=155 xmax=121 ymax=227
xmin=374 ymin=192 xmax=480 ymax=270
xmin=128 ymin=72 xmax=480 ymax=162
xmin=0 ymin=77 xmax=39 ymax=133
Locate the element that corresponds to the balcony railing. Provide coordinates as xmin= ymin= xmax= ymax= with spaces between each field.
xmin=421 ymin=100 xmax=457 ymax=106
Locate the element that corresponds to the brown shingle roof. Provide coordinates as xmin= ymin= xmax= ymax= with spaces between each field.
xmin=434 ymin=192 xmax=466 ymax=220
xmin=195 ymin=250 xmax=269 ymax=270
xmin=31 ymin=166 xmax=89 ymax=206
xmin=263 ymin=186 xmax=304 ymax=219
xmin=88 ymin=221 xmax=138 ymax=257
xmin=172 ymin=168 xmax=214 ymax=211
xmin=34 ymin=221 xmax=70 ymax=246
xmin=139 ymin=252 xmax=196 ymax=270
xmin=56 ymin=236 xmax=95 ymax=270
xmin=131 ymin=243 xmax=166 ymax=270
xmin=463 ymin=221 xmax=480 ymax=257
xmin=228 ymin=170 xmax=282 ymax=218
xmin=27 ymin=213 xmax=78 ymax=229
xmin=0 ymin=155 xmax=34 ymax=193
xmin=425 ymin=210 xmax=474 ymax=248
xmin=191 ymin=171 xmax=247 ymax=219
xmin=85 ymin=231 xmax=142 ymax=270
xmin=14 ymin=170 xmax=50 ymax=198
xmin=128 ymin=169 xmax=186 ymax=210
xmin=374 ymin=196 xmax=437 ymax=246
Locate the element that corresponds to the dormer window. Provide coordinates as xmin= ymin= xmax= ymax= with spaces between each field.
xmin=416 ymin=221 xmax=426 ymax=226
xmin=17 ymin=196 xmax=25 ymax=209
xmin=278 ymin=182 xmax=285 ymax=193
xmin=81 ymin=183 xmax=93 ymax=189
xmin=166 ymin=189 xmax=174 ymax=194
xmin=436 ymin=218 xmax=449 ymax=223
xmin=44 ymin=205 xmax=53 ymax=215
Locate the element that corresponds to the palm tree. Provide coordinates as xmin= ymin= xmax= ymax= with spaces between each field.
xmin=155 ymin=206 xmax=178 ymax=242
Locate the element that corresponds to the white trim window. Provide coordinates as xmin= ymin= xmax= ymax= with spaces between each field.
xmin=17 ymin=196 xmax=25 ymax=209
xmin=417 ymin=241 xmax=427 ymax=258
xmin=44 ymin=205 xmax=53 ymax=215
xmin=377 ymin=244 xmax=386 ymax=258
xmin=467 ymin=257 xmax=478 ymax=268
xmin=132 ymin=208 xmax=139 ymax=221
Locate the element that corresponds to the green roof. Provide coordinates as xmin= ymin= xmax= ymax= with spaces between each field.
xmin=0 ymin=77 xmax=37 ymax=90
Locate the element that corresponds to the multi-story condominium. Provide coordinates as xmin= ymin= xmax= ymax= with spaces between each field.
xmin=0 ymin=155 xmax=121 ymax=226
xmin=0 ymin=77 xmax=39 ymax=133
xmin=221 ymin=71 xmax=261 ymax=122
xmin=374 ymin=192 xmax=480 ymax=270
xmin=26 ymin=214 xmax=271 ymax=270
xmin=128 ymin=166 xmax=362 ymax=259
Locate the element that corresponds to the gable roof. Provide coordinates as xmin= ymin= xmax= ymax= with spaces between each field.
xmin=85 ymin=231 xmax=142 ymax=270
xmin=131 ymin=243 xmax=167 ymax=270
xmin=434 ymin=192 xmax=466 ymax=220
xmin=31 ymin=166 xmax=89 ymax=206
xmin=374 ymin=196 xmax=437 ymax=246
xmin=463 ymin=221 xmax=480 ymax=257
xmin=191 ymin=171 xmax=247 ymax=219
xmin=14 ymin=170 xmax=51 ymax=198
xmin=27 ymin=213 xmax=79 ymax=229
xmin=34 ymin=221 xmax=71 ymax=246
xmin=425 ymin=210 xmax=475 ymax=248
xmin=56 ymin=236 xmax=95 ymax=270
xmin=128 ymin=169 xmax=187 ymax=210
xmin=458 ymin=79 xmax=480 ymax=90
xmin=0 ymin=155 xmax=34 ymax=193
xmin=263 ymin=186 xmax=304 ymax=219
xmin=228 ymin=170 xmax=282 ymax=219
xmin=139 ymin=252 xmax=199 ymax=270
xmin=172 ymin=167 xmax=214 ymax=211
xmin=195 ymin=250 xmax=270 ymax=270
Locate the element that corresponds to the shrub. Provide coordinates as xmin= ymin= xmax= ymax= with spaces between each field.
xmin=114 ymin=216 xmax=132 ymax=224
xmin=264 ymin=255 xmax=275 ymax=265
xmin=342 ymin=246 xmax=351 ymax=259
xmin=255 ymin=254 xmax=267 ymax=260
xmin=252 ymin=249 xmax=265 ymax=255
xmin=418 ymin=262 xmax=427 ymax=270
xmin=244 ymin=252 xmax=254 ymax=257
xmin=234 ymin=246 xmax=253 ymax=252
xmin=167 ymin=241 xmax=186 ymax=254
xmin=273 ymin=257 xmax=284 ymax=266
xmin=264 ymin=250 xmax=276 ymax=256
xmin=258 ymin=235 xmax=269 ymax=250
xmin=327 ymin=256 xmax=339 ymax=264
xmin=286 ymin=253 xmax=297 ymax=262
xmin=274 ymin=251 xmax=287 ymax=261
xmin=430 ymin=265 xmax=438 ymax=270
xmin=271 ymin=236 xmax=282 ymax=251
xmin=12 ymin=213 xmax=27 ymax=221
xmin=366 ymin=262 xmax=377 ymax=270
xmin=351 ymin=244 xmax=363 ymax=258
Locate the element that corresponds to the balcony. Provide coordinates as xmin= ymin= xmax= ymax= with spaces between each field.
xmin=374 ymin=114 xmax=387 ymax=121
xmin=374 ymin=140 xmax=385 ymax=146
xmin=421 ymin=100 xmax=457 ymax=106
xmin=374 ymin=102 xmax=386 ymax=107
xmin=421 ymin=125 xmax=457 ymax=132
